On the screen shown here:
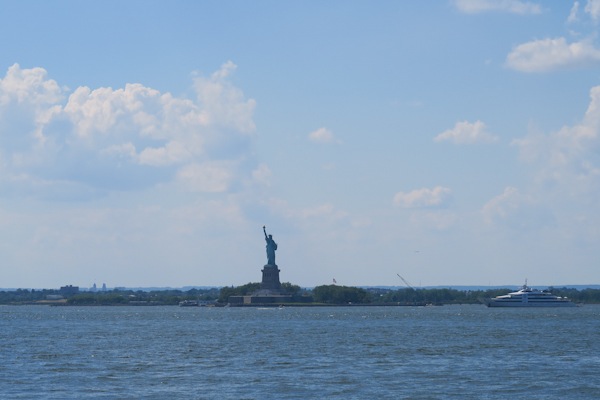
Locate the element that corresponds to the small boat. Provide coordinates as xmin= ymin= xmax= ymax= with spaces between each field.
xmin=178 ymin=300 xmax=199 ymax=307
xmin=482 ymin=283 xmax=577 ymax=307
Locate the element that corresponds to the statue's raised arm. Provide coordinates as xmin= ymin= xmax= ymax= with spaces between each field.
xmin=263 ymin=225 xmax=268 ymax=240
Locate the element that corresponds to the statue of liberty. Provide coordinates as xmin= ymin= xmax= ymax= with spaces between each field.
xmin=263 ymin=226 xmax=277 ymax=266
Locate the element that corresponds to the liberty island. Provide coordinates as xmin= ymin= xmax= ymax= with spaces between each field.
xmin=227 ymin=226 xmax=295 ymax=305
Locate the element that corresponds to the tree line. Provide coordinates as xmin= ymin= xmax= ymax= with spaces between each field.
xmin=0 ymin=287 xmax=221 ymax=305
xmin=351 ymin=286 xmax=600 ymax=305
xmin=1 ymin=285 xmax=600 ymax=305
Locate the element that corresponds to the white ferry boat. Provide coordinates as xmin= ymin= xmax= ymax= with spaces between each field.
xmin=483 ymin=283 xmax=577 ymax=307
xmin=178 ymin=300 xmax=199 ymax=307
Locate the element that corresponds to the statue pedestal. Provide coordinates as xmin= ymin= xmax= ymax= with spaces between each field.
xmin=227 ymin=263 xmax=294 ymax=305
xmin=260 ymin=264 xmax=282 ymax=291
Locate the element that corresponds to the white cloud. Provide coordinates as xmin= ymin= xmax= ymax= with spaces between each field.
xmin=568 ymin=1 xmax=580 ymax=23
xmin=0 ymin=64 xmax=63 ymax=107
xmin=64 ymin=84 xmax=155 ymax=138
xmin=585 ymin=0 xmax=600 ymax=21
xmin=138 ymin=141 xmax=192 ymax=166
xmin=308 ymin=127 xmax=338 ymax=144
xmin=482 ymin=186 xmax=521 ymax=224
xmin=393 ymin=186 xmax=452 ymax=208
xmin=193 ymin=60 xmax=256 ymax=134
xmin=502 ymin=83 xmax=600 ymax=238
xmin=568 ymin=1 xmax=600 ymax=26
xmin=0 ymin=62 xmax=258 ymax=198
xmin=251 ymin=163 xmax=272 ymax=186
xmin=506 ymin=37 xmax=600 ymax=72
xmin=100 ymin=142 xmax=137 ymax=159
xmin=453 ymin=0 xmax=542 ymax=15
xmin=176 ymin=162 xmax=234 ymax=193
xmin=481 ymin=186 xmax=553 ymax=230
xmin=434 ymin=120 xmax=498 ymax=144
xmin=512 ymin=85 xmax=600 ymax=194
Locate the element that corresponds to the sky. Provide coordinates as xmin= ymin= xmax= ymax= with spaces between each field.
xmin=1 ymin=0 xmax=599 ymax=289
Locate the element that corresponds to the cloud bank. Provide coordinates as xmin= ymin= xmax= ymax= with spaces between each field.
xmin=481 ymin=83 xmax=600 ymax=236
xmin=0 ymin=62 xmax=257 ymax=199
xmin=512 ymin=84 xmax=600 ymax=195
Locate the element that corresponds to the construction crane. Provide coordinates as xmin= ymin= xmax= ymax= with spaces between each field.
xmin=397 ymin=273 xmax=415 ymax=290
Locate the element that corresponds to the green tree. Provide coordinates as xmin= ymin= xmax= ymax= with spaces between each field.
xmin=218 ymin=282 xmax=261 ymax=303
xmin=312 ymin=285 xmax=372 ymax=304
xmin=281 ymin=282 xmax=301 ymax=296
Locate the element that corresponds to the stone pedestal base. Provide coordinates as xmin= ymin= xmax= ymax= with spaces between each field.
xmin=227 ymin=263 xmax=293 ymax=305
xmin=261 ymin=264 xmax=281 ymax=291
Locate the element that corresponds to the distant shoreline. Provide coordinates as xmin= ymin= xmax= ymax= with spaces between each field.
xmin=3 ymin=284 xmax=600 ymax=292
xmin=6 ymin=302 xmax=443 ymax=307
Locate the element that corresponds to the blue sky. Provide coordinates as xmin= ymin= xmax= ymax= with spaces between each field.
xmin=1 ymin=1 xmax=599 ymax=289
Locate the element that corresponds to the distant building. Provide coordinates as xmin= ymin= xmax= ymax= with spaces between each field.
xmin=102 ymin=283 xmax=107 ymax=292
xmin=59 ymin=285 xmax=79 ymax=296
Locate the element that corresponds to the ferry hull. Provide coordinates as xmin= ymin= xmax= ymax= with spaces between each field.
xmin=483 ymin=299 xmax=577 ymax=307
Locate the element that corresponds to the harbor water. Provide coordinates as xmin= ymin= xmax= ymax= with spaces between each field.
xmin=1 ymin=304 xmax=599 ymax=399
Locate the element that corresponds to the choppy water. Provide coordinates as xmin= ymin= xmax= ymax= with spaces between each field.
xmin=1 ymin=304 xmax=599 ymax=399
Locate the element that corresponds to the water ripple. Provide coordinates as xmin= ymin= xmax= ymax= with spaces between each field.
xmin=1 ymin=305 xmax=599 ymax=399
